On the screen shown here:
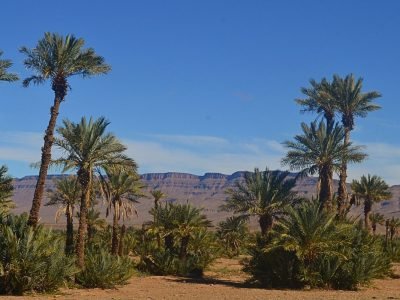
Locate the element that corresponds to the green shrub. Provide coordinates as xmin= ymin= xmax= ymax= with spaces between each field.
xmin=76 ymin=246 xmax=135 ymax=288
xmin=0 ymin=214 xmax=77 ymax=295
xmin=244 ymin=200 xmax=392 ymax=290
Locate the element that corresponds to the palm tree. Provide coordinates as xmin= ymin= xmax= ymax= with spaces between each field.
xmin=0 ymin=165 xmax=14 ymax=215
xmin=388 ymin=217 xmax=400 ymax=241
xmin=222 ymin=166 xmax=299 ymax=236
xmin=54 ymin=116 xmax=136 ymax=267
xmin=45 ymin=176 xmax=81 ymax=254
xmin=20 ymin=33 xmax=111 ymax=227
xmin=330 ymin=74 xmax=381 ymax=215
xmin=0 ymin=51 xmax=18 ymax=82
xmin=295 ymin=78 xmax=336 ymax=126
xmin=99 ymin=166 xmax=142 ymax=255
xmin=351 ymin=175 xmax=391 ymax=230
xmin=150 ymin=190 xmax=166 ymax=210
xmin=369 ymin=212 xmax=385 ymax=235
xmin=84 ymin=208 xmax=107 ymax=243
xmin=282 ymin=121 xmax=366 ymax=211
xmin=217 ymin=216 xmax=249 ymax=257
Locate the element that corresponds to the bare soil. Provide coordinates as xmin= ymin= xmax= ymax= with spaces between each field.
xmin=2 ymin=259 xmax=400 ymax=300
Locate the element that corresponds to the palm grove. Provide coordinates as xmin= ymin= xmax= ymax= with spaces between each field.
xmin=0 ymin=33 xmax=400 ymax=294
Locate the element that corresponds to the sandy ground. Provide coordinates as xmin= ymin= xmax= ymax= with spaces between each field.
xmin=1 ymin=259 xmax=400 ymax=300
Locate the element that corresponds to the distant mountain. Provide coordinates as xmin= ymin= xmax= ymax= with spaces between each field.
xmin=11 ymin=172 xmax=400 ymax=228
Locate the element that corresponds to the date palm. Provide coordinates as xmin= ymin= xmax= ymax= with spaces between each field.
xmin=217 ymin=216 xmax=249 ymax=257
xmin=222 ymin=166 xmax=299 ymax=236
xmin=351 ymin=175 xmax=391 ymax=230
xmin=0 ymin=165 xmax=14 ymax=215
xmin=0 ymin=51 xmax=18 ymax=82
xmin=20 ymin=33 xmax=111 ymax=227
xmin=295 ymin=78 xmax=336 ymax=126
xmin=45 ymin=176 xmax=81 ymax=255
xmin=282 ymin=121 xmax=366 ymax=211
xmin=99 ymin=166 xmax=142 ymax=255
xmin=369 ymin=212 xmax=385 ymax=235
xmin=330 ymin=74 xmax=381 ymax=214
xmin=54 ymin=116 xmax=136 ymax=267
xmin=387 ymin=217 xmax=400 ymax=242
xmin=150 ymin=190 xmax=166 ymax=210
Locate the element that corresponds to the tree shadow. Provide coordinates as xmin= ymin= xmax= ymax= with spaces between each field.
xmin=165 ymin=276 xmax=259 ymax=289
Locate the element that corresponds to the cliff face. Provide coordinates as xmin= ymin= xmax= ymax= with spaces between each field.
xmin=11 ymin=172 xmax=400 ymax=227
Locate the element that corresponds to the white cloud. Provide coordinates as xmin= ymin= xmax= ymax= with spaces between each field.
xmin=149 ymin=134 xmax=229 ymax=147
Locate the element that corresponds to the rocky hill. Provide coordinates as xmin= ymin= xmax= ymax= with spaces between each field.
xmin=11 ymin=172 xmax=400 ymax=228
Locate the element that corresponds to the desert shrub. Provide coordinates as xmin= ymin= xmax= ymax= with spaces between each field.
xmin=0 ymin=214 xmax=76 ymax=295
xmin=385 ymin=238 xmax=400 ymax=262
xmin=76 ymin=245 xmax=135 ymax=288
xmin=244 ymin=199 xmax=392 ymax=290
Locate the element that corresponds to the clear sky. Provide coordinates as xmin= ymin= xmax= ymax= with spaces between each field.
xmin=1 ymin=0 xmax=400 ymax=184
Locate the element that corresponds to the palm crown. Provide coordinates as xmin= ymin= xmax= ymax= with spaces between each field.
xmin=0 ymin=50 xmax=18 ymax=82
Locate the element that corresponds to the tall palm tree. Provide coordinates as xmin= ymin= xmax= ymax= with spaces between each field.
xmin=330 ymin=74 xmax=381 ymax=214
xmin=0 ymin=165 xmax=14 ymax=215
xmin=0 ymin=51 xmax=18 ymax=82
xmin=54 ymin=116 xmax=136 ymax=267
xmin=222 ymin=166 xmax=299 ymax=236
xmin=99 ymin=166 xmax=142 ymax=255
xmin=21 ymin=33 xmax=111 ymax=227
xmin=369 ymin=212 xmax=385 ymax=235
xmin=45 ymin=176 xmax=81 ymax=255
xmin=282 ymin=121 xmax=366 ymax=211
xmin=295 ymin=78 xmax=336 ymax=126
xmin=351 ymin=175 xmax=391 ymax=230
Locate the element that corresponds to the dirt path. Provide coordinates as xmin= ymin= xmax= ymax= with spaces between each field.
xmin=2 ymin=259 xmax=400 ymax=300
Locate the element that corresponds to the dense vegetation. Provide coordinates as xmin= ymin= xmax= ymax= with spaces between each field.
xmin=1 ymin=36 xmax=400 ymax=295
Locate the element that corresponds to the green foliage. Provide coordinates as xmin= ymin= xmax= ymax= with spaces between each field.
xmin=137 ymin=203 xmax=217 ymax=276
xmin=0 ymin=50 xmax=18 ymax=82
xmin=76 ymin=246 xmax=135 ymax=288
xmin=0 ymin=165 xmax=14 ymax=216
xmin=222 ymin=166 xmax=299 ymax=235
xmin=244 ymin=199 xmax=392 ymax=290
xmin=0 ymin=214 xmax=76 ymax=295
xmin=217 ymin=216 xmax=249 ymax=257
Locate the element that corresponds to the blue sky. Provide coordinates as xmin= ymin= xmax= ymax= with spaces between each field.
xmin=1 ymin=0 xmax=400 ymax=184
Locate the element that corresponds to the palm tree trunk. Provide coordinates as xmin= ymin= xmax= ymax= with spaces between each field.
xmin=111 ymin=208 xmax=119 ymax=255
xmin=118 ymin=224 xmax=126 ymax=256
xmin=76 ymin=168 xmax=91 ymax=268
xmin=28 ymin=96 xmax=62 ymax=227
xmin=65 ymin=205 xmax=74 ymax=255
xmin=165 ymin=234 xmax=174 ymax=252
xmin=179 ymin=236 xmax=190 ymax=261
xmin=372 ymin=224 xmax=377 ymax=235
xmin=259 ymin=214 xmax=273 ymax=236
xmin=364 ymin=199 xmax=372 ymax=231
xmin=337 ymin=128 xmax=350 ymax=216
xmin=319 ymin=165 xmax=333 ymax=211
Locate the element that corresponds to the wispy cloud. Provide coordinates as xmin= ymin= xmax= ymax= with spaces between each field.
xmin=2 ymin=130 xmax=400 ymax=185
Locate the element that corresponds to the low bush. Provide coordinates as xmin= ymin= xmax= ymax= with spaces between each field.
xmin=0 ymin=214 xmax=77 ymax=295
xmin=76 ymin=246 xmax=135 ymax=288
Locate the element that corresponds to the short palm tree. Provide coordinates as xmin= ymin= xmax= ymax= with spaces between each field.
xmin=296 ymin=78 xmax=336 ymax=126
xmin=150 ymin=190 xmax=166 ymax=210
xmin=217 ymin=216 xmax=249 ymax=257
xmin=351 ymin=175 xmax=391 ymax=230
xmin=45 ymin=176 xmax=81 ymax=254
xmin=330 ymin=74 xmax=381 ymax=214
xmin=388 ymin=217 xmax=400 ymax=241
xmin=369 ymin=212 xmax=385 ymax=235
xmin=0 ymin=51 xmax=18 ymax=82
xmin=0 ymin=165 xmax=14 ymax=215
xmin=99 ymin=166 xmax=142 ymax=255
xmin=282 ymin=121 xmax=366 ymax=211
xmin=54 ymin=116 xmax=136 ymax=267
xmin=222 ymin=166 xmax=299 ymax=236
xmin=21 ymin=33 xmax=111 ymax=227
xmin=84 ymin=208 xmax=108 ymax=243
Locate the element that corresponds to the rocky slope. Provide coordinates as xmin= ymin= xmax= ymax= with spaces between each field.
xmin=11 ymin=172 xmax=400 ymax=228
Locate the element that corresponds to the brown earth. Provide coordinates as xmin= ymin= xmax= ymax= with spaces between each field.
xmin=2 ymin=259 xmax=399 ymax=300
